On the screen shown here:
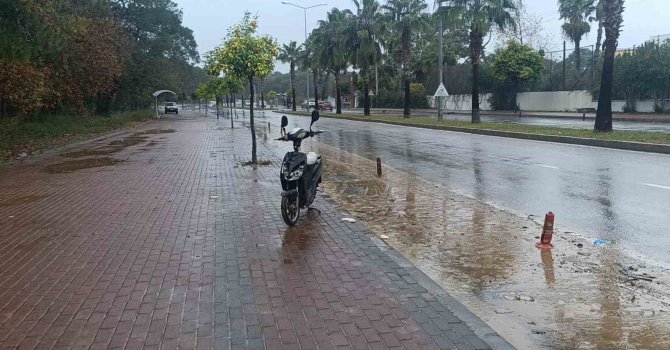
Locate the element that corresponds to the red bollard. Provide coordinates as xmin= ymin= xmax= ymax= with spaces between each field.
xmin=536 ymin=212 xmax=555 ymax=250
xmin=376 ymin=157 xmax=382 ymax=177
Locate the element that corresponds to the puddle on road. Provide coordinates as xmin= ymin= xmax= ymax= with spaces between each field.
xmin=309 ymin=142 xmax=670 ymax=350
xmin=0 ymin=195 xmax=49 ymax=207
xmin=43 ymin=157 xmax=121 ymax=173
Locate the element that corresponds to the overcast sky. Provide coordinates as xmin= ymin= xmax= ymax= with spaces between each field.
xmin=177 ymin=0 xmax=668 ymax=72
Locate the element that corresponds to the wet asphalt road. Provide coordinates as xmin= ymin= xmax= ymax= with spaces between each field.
xmin=268 ymin=111 xmax=670 ymax=266
xmin=341 ymin=109 xmax=670 ymax=133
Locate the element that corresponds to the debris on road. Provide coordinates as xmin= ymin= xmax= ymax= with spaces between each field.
xmin=594 ymin=239 xmax=611 ymax=246
xmin=341 ymin=217 xmax=356 ymax=223
xmin=380 ymin=234 xmax=389 ymax=240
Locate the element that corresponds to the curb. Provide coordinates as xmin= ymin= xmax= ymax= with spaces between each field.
xmin=281 ymin=111 xmax=670 ymax=155
xmin=362 ymin=109 xmax=670 ymax=123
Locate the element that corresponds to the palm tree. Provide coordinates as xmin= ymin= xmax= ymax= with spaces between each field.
xmin=438 ymin=0 xmax=516 ymax=123
xmin=594 ymin=0 xmax=603 ymax=55
xmin=298 ymin=39 xmax=319 ymax=110
xmin=313 ymin=8 xmax=354 ymax=114
xmin=558 ymin=0 xmax=596 ymax=70
xmin=381 ymin=0 xmax=430 ymax=118
xmin=594 ymin=0 xmax=625 ymax=132
xmin=346 ymin=0 xmax=383 ymax=116
xmin=278 ymin=41 xmax=300 ymax=111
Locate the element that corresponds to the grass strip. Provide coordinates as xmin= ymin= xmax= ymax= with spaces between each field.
xmin=282 ymin=111 xmax=670 ymax=145
xmin=1 ymin=110 xmax=154 ymax=163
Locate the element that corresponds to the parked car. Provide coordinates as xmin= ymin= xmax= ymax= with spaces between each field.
xmin=301 ymin=100 xmax=315 ymax=110
xmin=319 ymin=101 xmax=333 ymax=111
xmin=164 ymin=102 xmax=178 ymax=114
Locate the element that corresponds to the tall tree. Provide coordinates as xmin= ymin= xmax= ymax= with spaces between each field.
xmin=207 ymin=13 xmax=278 ymax=163
xmin=313 ymin=8 xmax=354 ymax=114
xmin=594 ymin=0 xmax=604 ymax=55
xmin=298 ymin=39 xmax=319 ymax=110
xmin=491 ymin=41 xmax=545 ymax=109
xmin=594 ymin=0 xmax=625 ymax=132
xmin=558 ymin=0 xmax=596 ymax=70
xmin=278 ymin=41 xmax=301 ymax=111
xmin=382 ymin=0 xmax=430 ymax=118
xmin=438 ymin=0 xmax=516 ymax=123
xmin=346 ymin=0 xmax=383 ymax=116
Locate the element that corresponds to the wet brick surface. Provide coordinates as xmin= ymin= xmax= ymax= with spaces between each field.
xmin=0 ymin=111 xmax=494 ymax=349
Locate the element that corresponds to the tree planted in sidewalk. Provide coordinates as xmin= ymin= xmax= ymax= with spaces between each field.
xmin=206 ymin=12 xmax=278 ymax=163
xmin=437 ymin=0 xmax=517 ymax=124
xmin=594 ymin=0 xmax=625 ymax=132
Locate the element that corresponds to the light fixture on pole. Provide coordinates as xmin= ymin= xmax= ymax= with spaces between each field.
xmin=281 ymin=2 xmax=327 ymax=107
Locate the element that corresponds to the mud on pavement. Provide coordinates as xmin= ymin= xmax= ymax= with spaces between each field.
xmin=304 ymin=140 xmax=670 ymax=350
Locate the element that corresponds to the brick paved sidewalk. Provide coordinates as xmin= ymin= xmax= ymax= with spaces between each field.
xmin=0 ymin=111 xmax=510 ymax=349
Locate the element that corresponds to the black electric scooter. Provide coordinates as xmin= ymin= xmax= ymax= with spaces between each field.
xmin=276 ymin=112 xmax=323 ymax=226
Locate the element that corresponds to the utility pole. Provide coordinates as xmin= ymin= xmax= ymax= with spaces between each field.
xmin=282 ymin=2 xmax=327 ymax=107
xmin=563 ymin=41 xmax=567 ymax=91
xmin=437 ymin=18 xmax=444 ymax=121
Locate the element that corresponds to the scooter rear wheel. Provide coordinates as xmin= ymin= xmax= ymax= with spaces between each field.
xmin=281 ymin=192 xmax=300 ymax=226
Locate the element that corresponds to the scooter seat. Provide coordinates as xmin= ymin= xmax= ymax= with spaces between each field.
xmin=306 ymin=152 xmax=320 ymax=165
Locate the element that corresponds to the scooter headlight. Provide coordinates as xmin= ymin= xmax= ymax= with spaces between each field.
xmin=286 ymin=166 xmax=304 ymax=181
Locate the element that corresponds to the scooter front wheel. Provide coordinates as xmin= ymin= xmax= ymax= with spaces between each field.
xmin=281 ymin=193 xmax=300 ymax=226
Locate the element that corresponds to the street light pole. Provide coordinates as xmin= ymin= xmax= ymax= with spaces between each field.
xmin=282 ymin=2 xmax=327 ymax=108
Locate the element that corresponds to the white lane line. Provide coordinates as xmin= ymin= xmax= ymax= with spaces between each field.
xmin=485 ymin=154 xmax=559 ymax=170
xmin=644 ymin=183 xmax=670 ymax=190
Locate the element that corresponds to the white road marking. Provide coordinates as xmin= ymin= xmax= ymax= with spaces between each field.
xmin=644 ymin=183 xmax=670 ymax=190
xmin=485 ymin=154 xmax=559 ymax=170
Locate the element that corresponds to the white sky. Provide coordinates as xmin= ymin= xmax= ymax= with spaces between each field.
xmin=177 ymin=0 xmax=669 ymax=72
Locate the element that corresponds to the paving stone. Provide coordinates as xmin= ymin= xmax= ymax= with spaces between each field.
xmin=0 ymin=111 xmax=501 ymax=350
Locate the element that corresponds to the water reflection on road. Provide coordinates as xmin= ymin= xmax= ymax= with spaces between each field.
xmin=307 ymin=142 xmax=670 ymax=350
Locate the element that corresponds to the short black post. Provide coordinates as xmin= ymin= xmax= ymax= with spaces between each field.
xmin=376 ymin=157 xmax=382 ymax=177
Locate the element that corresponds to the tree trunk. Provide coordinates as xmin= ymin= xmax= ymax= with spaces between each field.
xmin=321 ymin=71 xmax=330 ymax=101
xmin=230 ymin=94 xmax=234 ymax=128
xmin=249 ymin=77 xmax=257 ymax=163
xmin=470 ymin=30 xmax=482 ymax=124
xmin=216 ymin=96 xmax=219 ymax=119
xmin=595 ymin=0 xmax=624 ymax=132
xmin=402 ymin=25 xmax=411 ymax=118
xmin=260 ymin=78 xmax=265 ymax=109
xmin=364 ymin=77 xmax=371 ymax=116
xmin=594 ymin=37 xmax=616 ymax=132
xmin=403 ymin=79 xmax=411 ymax=118
xmin=595 ymin=23 xmax=603 ymax=56
xmin=290 ymin=62 xmax=297 ymax=111
xmin=313 ymin=69 xmax=319 ymax=110
xmin=335 ymin=71 xmax=342 ymax=114
xmin=575 ymin=38 xmax=582 ymax=71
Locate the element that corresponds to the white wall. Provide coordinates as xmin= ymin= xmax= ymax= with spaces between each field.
xmin=517 ymin=91 xmax=595 ymax=112
xmin=431 ymin=90 xmax=659 ymax=113
xmin=430 ymin=94 xmax=493 ymax=111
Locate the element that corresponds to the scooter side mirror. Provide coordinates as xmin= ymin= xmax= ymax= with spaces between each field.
xmin=280 ymin=115 xmax=288 ymax=136
xmin=310 ymin=110 xmax=320 ymax=127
